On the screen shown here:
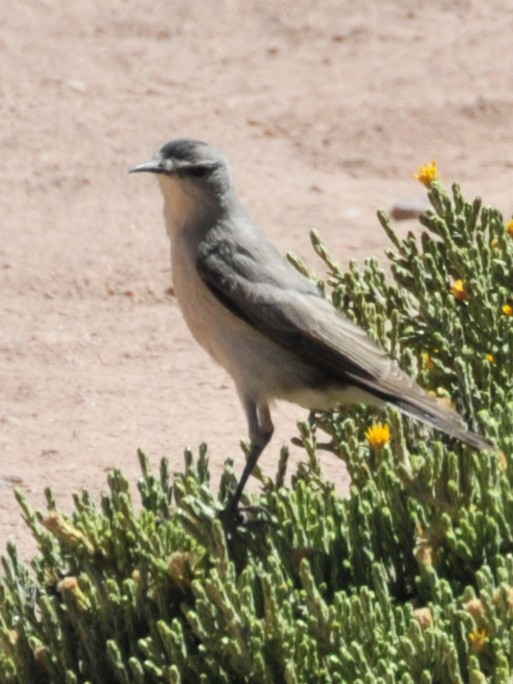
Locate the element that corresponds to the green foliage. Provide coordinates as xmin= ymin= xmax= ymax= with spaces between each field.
xmin=2 ymin=178 xmax=513 ymax=683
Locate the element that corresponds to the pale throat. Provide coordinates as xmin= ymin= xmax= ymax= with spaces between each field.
xmin=158 ymin=176 xmax=219 ymax=240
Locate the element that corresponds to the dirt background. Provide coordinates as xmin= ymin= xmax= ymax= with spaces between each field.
xmin=2 ymin=0 xmax=513 ymax=560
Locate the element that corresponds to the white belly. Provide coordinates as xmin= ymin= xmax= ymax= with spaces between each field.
xmin=171 ymin=240 xmax=372 ymax=412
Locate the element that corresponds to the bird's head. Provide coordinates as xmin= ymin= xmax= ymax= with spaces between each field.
xmin=131 ymin=138 xmax=232 ymax=198
xmin=130 ymin=138 xmax=234 ymax=235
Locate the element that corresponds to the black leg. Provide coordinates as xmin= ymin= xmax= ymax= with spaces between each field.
xmin=221 ymin=399 xmax=274 ymax=523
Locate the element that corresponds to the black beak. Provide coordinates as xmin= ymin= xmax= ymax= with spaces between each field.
xmin=129 ymin=159 xmax=165 ymax=174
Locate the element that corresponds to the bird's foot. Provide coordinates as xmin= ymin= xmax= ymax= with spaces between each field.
xmin=218 ymin=504 xmax=272 ymax=536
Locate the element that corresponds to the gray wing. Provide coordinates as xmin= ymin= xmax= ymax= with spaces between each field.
xmin=196 ymin=233 xmax=400 ymax=390
xmin=197 ymin=231 xmax=492 ymax=450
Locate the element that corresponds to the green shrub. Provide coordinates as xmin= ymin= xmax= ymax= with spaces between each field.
xmin=2 ymin=170 xmax=513 ymax=683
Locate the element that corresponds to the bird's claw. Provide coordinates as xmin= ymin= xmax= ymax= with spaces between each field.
xmin=218 ymin=504 xmax=272 ymax=534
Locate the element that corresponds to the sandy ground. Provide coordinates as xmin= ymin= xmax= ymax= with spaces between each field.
xmin=2 ymin=0 xmax=513 ymax=560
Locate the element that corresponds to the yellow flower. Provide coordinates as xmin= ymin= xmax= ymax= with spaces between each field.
xmin=469 ymin=628 xmax=488 ymax=652
xmin=503 ymin=304 xmax=513 ymax=316
xmin=365 ymin=423 xmax=390 ymax=449
xmin=498 ymin=450 xmax=508 ymax=471
xmin=507 ymin=219 xmax=513 ymax=238
xmin=414 ymin=161 xmax=438 ymax=186
xmin=421 ymin=352 xmax=434 ymax=370
xmin=451 ymin=279 xmax=468 ymax=301
xmin=486 ymin=353 xmax=496 ymax=364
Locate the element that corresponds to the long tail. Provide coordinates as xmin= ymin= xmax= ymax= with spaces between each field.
xmin=393 ymin=396 xmax=493 ymax=451
xmin=352 ymin=367 xmax=493 ymax=451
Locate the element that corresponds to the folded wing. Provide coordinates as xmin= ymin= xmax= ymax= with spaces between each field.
xmin=197 ymin=236 xmax=491 ymax=450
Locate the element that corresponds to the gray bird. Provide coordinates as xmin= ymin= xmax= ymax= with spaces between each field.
xmin=130 ymin=138 xmax=491 ymax=522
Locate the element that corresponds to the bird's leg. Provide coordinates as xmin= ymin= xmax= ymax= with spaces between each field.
xmin=221 ymin=400 xmax=274 ymax=524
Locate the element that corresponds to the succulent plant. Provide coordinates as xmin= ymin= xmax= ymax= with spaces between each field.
xmin=2 ymin=171 xmax=513 ymax=683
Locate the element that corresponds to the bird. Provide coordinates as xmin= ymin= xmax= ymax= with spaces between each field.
xmin=130 ymin=138 xmax=491 ymax=523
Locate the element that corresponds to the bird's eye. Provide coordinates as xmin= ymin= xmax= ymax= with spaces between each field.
xmin=186 ymin=164 xmax=215 ymax=178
